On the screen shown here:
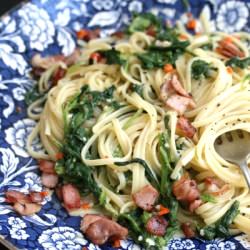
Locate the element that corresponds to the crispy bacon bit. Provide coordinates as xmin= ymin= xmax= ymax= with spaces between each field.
xmin=166 ymin=95 xmax=195 ymax=115
xmin=5 ymin=190 xmax=30 ymax=204
xmin=205 ymin=177 xmax=229 ymax=196
xmin=173 ymin=175 xmax=200 ymax=202
xmin=13 ymin=202 xmax=42 ymax=216
xmin=176 ymin=116 xmax=196 ymax=139
xmin=29 ymin=192 xmax=44 ymax=203
xmin=189 ymin=199 xmax=202 ymax=213
xmin=55 ymin=187 xmax=63 ymax=201
xmin=132 ymin=185 xmax=159 ymax=211
xmin=55 ymin=152 xmax=64 ymax=160
xmin=39 ymin=159 xmax=56 ymax=174
xmin=62 ymin=184 xmax=81 ymax=210
xmin=181 ymin=222 xmax=196 ymax=238
xmin=146 ymin=25 xmax=156 ymax=37
xmin=161 ymin=74 xmax=195 ymax=114
xmin=31 ymin=49 xmax=80 ymax=70
xmin=112 ymin=31 xmax=124 ymax=39
xmin=41 ymin=173 xmax=58 ymax=189
xmin=146 ymin=215 xmax=168 ymax=236
xmin=216 ymin=38 xmax=245 ymax=58
xmin=81 ymin=214 xmax=128 ymax=245
xmin=170 ymin=74 xmax=190 ymax=97
xmin=80 ymin=214 xmax=105 ymax=232
xmin=52 ymin=67 xmax=66 ymax=86
xmin=173 ymin=174 xmax=201 ymax=212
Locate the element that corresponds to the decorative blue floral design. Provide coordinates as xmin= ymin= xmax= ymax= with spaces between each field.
xmin=38 ymin=227 xmax=87 ymax=250
xmin=8 ymin=217 xmax=27 ymax=229
xmin=18 ymin=3 xmax=55 ymax=51
xmin=5 ymin=118 xmax=37 ymax=158
xmin=0 ymin=0 xmax=249 ymax=249
xmin=216 ymin=1 xmax=249 ymax=33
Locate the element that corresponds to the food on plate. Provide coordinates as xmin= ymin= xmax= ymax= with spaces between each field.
xmin=8 ymin=11 xmax=250 ymax=249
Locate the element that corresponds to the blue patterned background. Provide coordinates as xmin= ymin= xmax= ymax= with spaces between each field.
xmin=0 ymin=0 xmax=250 ymax=249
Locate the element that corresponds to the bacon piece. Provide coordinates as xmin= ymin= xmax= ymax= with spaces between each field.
xmin=62 ymin=184 xmax=81 ymax=210
xmin=217 ymin=40 xmax=245 ymax=58
xmin=173 ymin=175 xmax=200 ymax=202
xmin=146 ymin=25 xmax=156 ymax=37
xmin=5 ymin=190 xmax=30 ymax=204
xmin=146 ymin=215 xmax=168 ymax=236
xmin=166 ymin=94 xmax=195 ymax=115
xmin=52 ymin=67 xmax=66 ymax=86
xmin=160 ymin=74 xmax=195 ymax=114
xmin=81 ymin=215 xmax=128 ymax=245
xmin=189 ymin=199 xmax=202 ymax=212
xmin=176 ymin=116 xmax=196 ymax=139
xmin=39 ymin=159 xmax=56 ymax=174
xmin=31 ymin=49 xmax=80 ymax=70
xmin=132 ymin=185 xmax=159 ymax=211
xmin=29 ymin=192 xmax=44 ymax=203
xmin=81 ymin=214 xmax=106 ymax=232
xmin=173 ymin=174 xmax=201 ymax=212
xmin=170 ymin=74 xmax=190 ymax=98
xmin=181 ymin=222 xmax=195 ymax=238
xmin=13 ymin=202 xmax=41 ymax=216
xmin=41 ymin=173 xmax=58 ymax=189
xmin=55 ymin=186 xmax=63 ymax=201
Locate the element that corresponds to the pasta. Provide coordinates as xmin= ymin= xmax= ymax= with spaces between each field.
xmin=25 ymin=12 xmax=250 ymax=248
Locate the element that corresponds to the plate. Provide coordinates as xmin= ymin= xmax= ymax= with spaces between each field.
xmin=0 ymin=0 xmax=250 ymax=249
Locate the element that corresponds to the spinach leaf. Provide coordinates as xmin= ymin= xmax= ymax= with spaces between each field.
xmin=137 ymin=41 xmax=189 ymax=69
xmin=131 ymin=83 xmax=144 ymax=97
xmin=158 ymin=132 xmax=179 ymax=241
xmin=115 ymin=158 xmax=160 ymax=190
xmin=99 ymin=49 xmax=125 ymax=65
xmin=226 ymin=57 xmax=250 ymax=69
xmin=25 ymin=85 xmax=44 ymax=106
xmin=191 ymin=60 xmax=213 ymax=80
xmin=200 ymin=194 xmax=216 ymax=203
xmin=128 ymin=13 xmax=162 ymax=33
xmin=56 ymin=86 xmax=116 ymax=201
xmin=200 ymin=200 xmax=240 ymax=239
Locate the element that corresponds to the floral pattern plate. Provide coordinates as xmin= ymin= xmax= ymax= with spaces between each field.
xmin=0 ymin=0 xmax=250 ymax=249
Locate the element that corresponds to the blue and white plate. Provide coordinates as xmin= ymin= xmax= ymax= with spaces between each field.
xmin=0 ymin=0 xmax=250 ymax=249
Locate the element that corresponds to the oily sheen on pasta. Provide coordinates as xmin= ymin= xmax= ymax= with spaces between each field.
xmin=25 ymin=12 xmax=250 ymax=249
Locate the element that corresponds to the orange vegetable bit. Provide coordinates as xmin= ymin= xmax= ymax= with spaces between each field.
xmin=81 ymin=203 xmax=91 ymax=210
xmin=113 ymin=239 xmax=121 ymax=248
xmin=164 ymin=64 xmax=174 ymax=73
xmin=186 ymin=19 xmax=196 ymax=30
xmin=158 ymin=205 xmax=170 ymax=216
xmin=90 ymin=52 xmax=102 ymax=62
xmin=55 ymin=152 xmax=64 ymax=160
xmin=179 ymin=34 xmax=189 ymax=40
xmin=82 ymin=247 xmax=88 ymax=250
xmin=76 ymin=29 xmax=89 ymax=40
xmin=222 ymin=36 xmax=233 ymax=44
xmin=40 ymin=191 xmax=49 ymax=197
xmin=227 ymin=66 xmax=233 ymax=74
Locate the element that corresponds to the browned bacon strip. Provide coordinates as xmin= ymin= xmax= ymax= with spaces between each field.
xmin=146 ymin=215 xmax=168 ymax=236
xmin=39 ymin=159 xmax=56 ymax=174
xmin=41 ymin=173 xmax=58 ymax=189
xmin=62 ymin=184 xmax=81 ymax=210
xmin=13 ymin=202 xmax=42 ymax=216
xmin=176 ymin=116 xmax=196 ymax=139
xmin=132 ymin=185 xmax=159 ymax=211
xmin=81 ymin=214 xmax=128 ymax=245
